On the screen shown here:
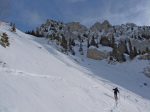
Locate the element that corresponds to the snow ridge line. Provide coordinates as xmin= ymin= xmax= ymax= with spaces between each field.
xmin=0 ymin=67 xmax=63 ymax=80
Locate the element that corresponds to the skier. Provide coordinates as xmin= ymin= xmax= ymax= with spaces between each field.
xmin=113 ymin=87 xmax=119 ymax=102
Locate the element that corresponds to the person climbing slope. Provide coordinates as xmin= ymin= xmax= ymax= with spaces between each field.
xmin=113 ymin=87 xmax=119 ymax=103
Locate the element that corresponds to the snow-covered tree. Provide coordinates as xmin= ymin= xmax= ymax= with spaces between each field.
xmin=60 ymin=35 xmax=68 ymax=52
xmin=90 ymin=36 xmax=98 ymax=47
xmin=0 ymin=33 xmax=10 ymax=47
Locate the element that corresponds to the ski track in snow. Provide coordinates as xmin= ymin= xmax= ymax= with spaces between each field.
xmin=0 ymin=67 xmax=63 ymax=80
xmin=0 ymin=67 xmax=149 ymax=112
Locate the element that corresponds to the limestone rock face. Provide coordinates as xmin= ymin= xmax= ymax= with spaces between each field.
xmin=90 ymin=22 xmax=102 ymax=32
xmin=101 ymin=20 xmax=112 ymax=31
xmin=87 ymin=47 xmax=110 ymax=60
xmin=90 ymin=20 xmax=112 ymax=32
xmin=36 ymin=19 xmax=150 ymax=62
xmin=66 ymin=22 xmax=87 ymax=34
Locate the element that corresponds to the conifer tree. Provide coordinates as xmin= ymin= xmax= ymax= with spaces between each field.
xmin=87 ymin=38 xmax=90 ymax=48
xmin=71 ymin=39 xmax=75 ymax=46
xmin=77 ymin=35 xmax=83 ymax=54
xmin=128 ymin=39 xmax=135 ymax=59
xmin=0 ymin=33 xmax=10 ymax=47
xmin=36 ymin=28 xmax=40 ymax=37
xmin=138 ymin=50 xmax=141 ymax=55
xmin=90 ymin=36 xmax=97 ymax=47
xmin=79 ymin=42 xmax=84 ymax=55
xmin=60 ymin=35 xmax=68 ymax=52
xmin=124 ymin=40 xmax=129 ymax=54
xmin=110 ymin=35 xmax=115 ymax=48
xmin=133 ymin=46 xmax=138 ymax=56
xmin=146 ymin=47 xmax=150 ymax=53
xmin=31 ymin=30 xmax=35 ymax=36
xmin=68 ymin=38 xmax=75 ymax=55
xmin=68 ymin=38 xmax=72 ymax=51
xmin=128 ymin=39 xmax=132 ymax=52
xmin=12 ymin=24 xmax=16 ymax=32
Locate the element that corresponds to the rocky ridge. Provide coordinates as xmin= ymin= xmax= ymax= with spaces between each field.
xmin=27 ymin=19 xmax=150 ymax=62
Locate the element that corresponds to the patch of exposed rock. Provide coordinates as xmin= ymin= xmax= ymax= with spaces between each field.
xmin=90 ymin=20 xmax=112 ymax=32
xmin=66 ymin=22 xmax=87 ymax=34
xmin=87 ymin=46 xmax=112 ymax=60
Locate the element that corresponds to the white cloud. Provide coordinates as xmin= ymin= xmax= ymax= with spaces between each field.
xmin=22 ymin=11 xmax=44 ymax=26
xmin=73 ymin=0 xmax=150 ymax=26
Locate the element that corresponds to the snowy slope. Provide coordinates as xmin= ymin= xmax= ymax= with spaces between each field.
xmin=0 ymin=22 xmax=150 ymax=112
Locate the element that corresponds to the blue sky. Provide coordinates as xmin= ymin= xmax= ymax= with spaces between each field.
xmin=0 ymin=0 xmax=150 ymax=31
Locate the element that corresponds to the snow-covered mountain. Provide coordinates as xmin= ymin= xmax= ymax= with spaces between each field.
xmin=0 ymin=21 xmax=150 ymax=112
xmin=29 ymin=19 xmax=150 ymax=63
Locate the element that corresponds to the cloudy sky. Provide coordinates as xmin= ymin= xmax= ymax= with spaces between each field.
xmin=0 ymin=0 xmax=150 ymax=31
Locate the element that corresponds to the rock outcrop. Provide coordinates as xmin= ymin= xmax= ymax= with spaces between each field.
xmin=32 ymin=19 xmax=150 ymax=62
xmin=101 ymin=20 xmax=112 ymax=31
xmin=90 ymin=20 xmax=112 ymax=32
xmin=90 ymin=22 xmax=102 ymax=32
xmin=66 ymin=22 xmax=87 ymax=34
xmin=87 ymin=46 xmax=111 ymax=60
